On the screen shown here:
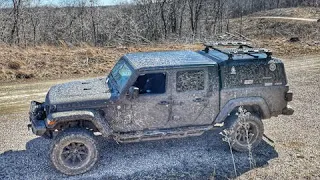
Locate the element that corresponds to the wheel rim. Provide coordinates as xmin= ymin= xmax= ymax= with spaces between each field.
xmin=235 ymin=122 xmax=258 ymax=145
xmin=61 ymin=142 xmax=89 ymax=167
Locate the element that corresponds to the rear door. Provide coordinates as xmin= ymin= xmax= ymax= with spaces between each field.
xmin=168 ymin=66 xmax=219 ymax=127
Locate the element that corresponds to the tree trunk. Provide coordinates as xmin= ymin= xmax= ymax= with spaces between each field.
xmin=10 ymin=0 xmax=21 ymax=45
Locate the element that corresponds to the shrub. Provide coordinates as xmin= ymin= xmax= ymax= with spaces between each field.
xmin=15 ymin=71 xmax=34 ymax=79
xmin=8 ymin=61 xmax=21 ymax=70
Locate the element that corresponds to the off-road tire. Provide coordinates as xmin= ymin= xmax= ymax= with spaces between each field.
xmin=50 ymin=128 xmax=98 ymax=175
xmin=224 ymin=113 xmax=264 ymax=152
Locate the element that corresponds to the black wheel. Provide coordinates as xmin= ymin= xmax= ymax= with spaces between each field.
xmin=50 ymin=128 xmax=98 ymax=175
xmin=224 ymin=113 xmax=264 ymax=152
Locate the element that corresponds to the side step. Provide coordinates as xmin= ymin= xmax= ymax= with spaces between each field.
xmin=113 ymin=125 xmax=213 ymax=143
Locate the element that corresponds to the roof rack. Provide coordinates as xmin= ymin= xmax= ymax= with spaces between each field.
xmin=203 ymin=41 xmax=272 ymax=60
xmin=204 ymin=41 xmax=251 ymax=46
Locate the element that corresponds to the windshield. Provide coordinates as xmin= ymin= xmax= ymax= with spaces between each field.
xmin=109 ymin=60 xmax=133 ymax=92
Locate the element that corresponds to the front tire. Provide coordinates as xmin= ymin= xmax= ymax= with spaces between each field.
xmin=224 ymin=113 xmax=264 ymax=152
xmin=50 ymin=128 xmax=98 ymax=175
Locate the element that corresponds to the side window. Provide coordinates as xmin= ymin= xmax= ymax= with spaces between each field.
xmin=133 ymin=73 xmax=166 ymax=94
xmin=176 ymin=70 xmax=205 ymax=92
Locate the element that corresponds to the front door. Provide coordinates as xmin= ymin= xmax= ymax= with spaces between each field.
xmin=129 ymin=72 xmax=171 ymax=131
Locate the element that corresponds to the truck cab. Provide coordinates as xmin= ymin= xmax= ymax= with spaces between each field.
xmin=106 ymin=50 xmax=220 ymax=133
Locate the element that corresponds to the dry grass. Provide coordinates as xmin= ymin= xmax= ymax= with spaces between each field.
xmin=0 ymin=40 xmax=319 ymax=82
xmin=229 ymin=7 xmax=320 ymax=42
xmin=230 ymin=18 xmax=320 ymax=40
xmin=0 ymin=43 xmax=202 ymax=82
xmin=254 ymin=38 xmax=320 ymax=56
xmin=249 ymin=7 xmax=320 ymax=19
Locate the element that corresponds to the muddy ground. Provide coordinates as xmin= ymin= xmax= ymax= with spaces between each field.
xmin=0 ymin=55 xmax=319 ymax=179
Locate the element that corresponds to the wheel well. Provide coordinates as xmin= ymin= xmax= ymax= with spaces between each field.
xmin=53 ymin=120 xmax=99 ymax=132
xmin=224 ymin=105 xmax=263 ymax=128
xmin=230 ymin=105 xmax=262 ymax=118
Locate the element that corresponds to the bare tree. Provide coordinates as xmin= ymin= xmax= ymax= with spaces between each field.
xmin=188 ymin=0 xmax=204 ymax=36
xmin=0 ymin=0 xmax=318 ymax=46
xmin=9 ymin=0 xmax=22 ymax=44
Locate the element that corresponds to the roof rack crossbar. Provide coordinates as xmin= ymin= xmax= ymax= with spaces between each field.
xmin=244 ymin=53 xmax=259 ymax=58
xmin=210 ymin=47 xmax=233 ymax=60
xmin=239 ymin=44 xmax=253 ymax=48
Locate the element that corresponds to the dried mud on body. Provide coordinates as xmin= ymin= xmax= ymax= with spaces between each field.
xmin=0 ymin=55 xmax=319 ymax=179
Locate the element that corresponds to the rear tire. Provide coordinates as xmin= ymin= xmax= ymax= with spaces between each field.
xmin=50 ymin=128 xmax=98 ymax=175
xmin=224 ymin=113 xmax=264 ymax=152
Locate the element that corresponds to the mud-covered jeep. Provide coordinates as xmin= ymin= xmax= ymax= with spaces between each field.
xmin=28 ymin=42 xmax=293 ymax=175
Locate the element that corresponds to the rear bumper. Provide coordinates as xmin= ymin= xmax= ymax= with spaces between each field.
xmin=282 ymin=91 xmax=294 ymax=115
xmin=28 ymin=101 xmax=47 ymax=136
xmin=285 ymin=91 xmax=293 ymax=102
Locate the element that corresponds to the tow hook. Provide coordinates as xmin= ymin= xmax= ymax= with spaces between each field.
xmin=27 ymin=124 xmax=32 ymax=131
xmin=282 ymin=106 xmax=294 ymax=115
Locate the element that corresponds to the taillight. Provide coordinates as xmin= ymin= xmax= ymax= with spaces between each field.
xmin=285 ymin=92 xmax=293 ymax=101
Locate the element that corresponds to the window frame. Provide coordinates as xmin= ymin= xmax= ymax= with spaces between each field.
xmin=175 ymin=69 xmax=207 ymax=93
xmin=134 ymin=72 xmax=168 ymax=96
xmin=109 ymin=58 xmax=134 ymax=94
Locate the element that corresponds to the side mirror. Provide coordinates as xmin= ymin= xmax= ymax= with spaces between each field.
xmin=128 ymin=86 xmax=139 ymax=99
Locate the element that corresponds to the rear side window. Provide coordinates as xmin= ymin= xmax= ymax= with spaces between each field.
xmin=176 ymin=70 xmax=205 ymax=92
xmin=221 ymin=61 xmax=287 ymax=88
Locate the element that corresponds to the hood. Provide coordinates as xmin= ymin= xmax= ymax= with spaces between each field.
xmin=46 ymin=78 xmax=113 ymax=110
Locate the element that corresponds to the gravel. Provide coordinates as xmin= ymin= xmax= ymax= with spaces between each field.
xmin=0 ymin=113 xmax=277 ymax=180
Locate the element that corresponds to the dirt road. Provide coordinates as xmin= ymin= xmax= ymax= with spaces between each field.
xmin=0 ymin=76 xmax=100 ymax=115
xmin=253 ymin=16 xmax=319 ymax=22
xmin=0 ymin=55 xmax=320 ymax=179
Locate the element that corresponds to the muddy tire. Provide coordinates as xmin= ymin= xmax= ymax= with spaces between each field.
xmin=224 ymin=113 xmax=264 ymax=152
xmin=50 ymin=128 xmax=98 ymax=175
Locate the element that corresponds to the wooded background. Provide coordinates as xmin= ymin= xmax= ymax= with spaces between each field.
xmin=0 ymin=0 xmax=319 ymax=46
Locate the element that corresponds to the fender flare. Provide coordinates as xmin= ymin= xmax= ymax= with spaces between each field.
xmin=47 ymin=110 xmax=112 ymax=137
xmin=214 ymin=97 xmax=271 ymax=123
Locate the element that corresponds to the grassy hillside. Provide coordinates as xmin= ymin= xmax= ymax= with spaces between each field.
xmin=0 ymin=7 xmax=319 ymax=82
xmin=1 ymin=39 xmax=318 ymax=82
xmin=249 ymin=7 xmax=320 ymax=18
xmin=229 ymin=7 xmax=320 ymax=41
xmin=0 ymin=44 xmax=202 ymax=82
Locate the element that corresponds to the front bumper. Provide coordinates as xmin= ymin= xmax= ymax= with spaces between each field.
xmin=28 ymin=101 xmax=47 ymax=136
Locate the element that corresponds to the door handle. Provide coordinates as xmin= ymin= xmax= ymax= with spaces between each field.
xmin=158 ymin=101 xmax=171 ymax=105
xmin=193 ymin=98 xmax=205 ymax=102
xmin=173 ymin=100 xmax=184 ymax=106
